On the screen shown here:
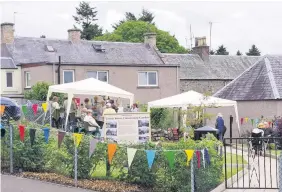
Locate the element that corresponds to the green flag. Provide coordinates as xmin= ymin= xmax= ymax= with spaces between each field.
xmin=164 ymin=151 xmax=175 ymax=169
xmin=22 ymin=105 xmax=28 ymax=116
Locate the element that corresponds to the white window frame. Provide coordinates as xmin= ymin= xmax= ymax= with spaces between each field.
xmin=63 ymin=70 xmax=75 ymax=84
xmin=138 ymin=71 xmax=158 ymax=87
xmin=6 ymin=71 xmax=13 ymax=88
xmin=25 ymin=71 xmax=31 ymax=88
xmin=86 ymin=70 xmax=109 ymax=83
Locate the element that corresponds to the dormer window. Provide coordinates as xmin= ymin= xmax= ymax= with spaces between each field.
xmin=46 ymin=45 xmax=55 ymax=52
xmin=92 ymin=44 xmax=105 ymax=52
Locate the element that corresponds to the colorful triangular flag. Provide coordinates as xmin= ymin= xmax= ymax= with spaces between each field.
xmin=245 ymin=117 xmax=249 ymax=123
xmin=127 ymin=148 xmax=137 ymax=168
xmin=201 ymin=149 xmax=205 ymax=168
xmin=196 ymin=151 xmax=201 ymax=168
xmin=0 ymin=105 xmax=6 ymax=116
xmin=32 ymin=104 xmax=38 ymax=115
xmin=164 ymin=151 xmax=175 ymax=169
xmin=22 ymin=105 xmax=28 ymax=116
xmin=145 ymin=150 xmax=156 ymax=169
xmin=29 ymin=128 xmax=36 ymax=146
xmin=240 ymin=118 xmax=244 ymax=125
xmin=204 ymin=149 xmax=210 ymax=165
xmin=42 ymin=102 xmax=48 ymax=112
xmin=89 ymin=138 xmax=98 ymax=158
xmin=42 ymin=128 xmax=50 ymax=143
xmin=108 ymin=143 xmax=117 ymax=164
xmin=73 ymin=133 xmax=83 ymax=148
xmin=251 ymin=119 xmax=254 ymax=126
xmin=185 ymin=150 xmax=194 ymax=166
xmin=18 ymin=125 xmax=25 ymax=142
xmin=58 ymin=131 xmax=66 ymax=148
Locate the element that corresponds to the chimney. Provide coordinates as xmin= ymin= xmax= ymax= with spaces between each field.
xmin=1 ymin=23 xmax=14 ymax=44
xmin=144 ymin=32 xmax=157 ymax=48
xmin=68 ymin=29 xmax=81 ymax=43
xmin=191 ymin=36 xmax=209 ymax=61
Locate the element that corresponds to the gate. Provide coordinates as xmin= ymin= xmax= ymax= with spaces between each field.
xmin=224 ymin=137 xmax=281 ymax=189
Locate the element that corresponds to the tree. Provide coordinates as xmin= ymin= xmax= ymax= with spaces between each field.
xmin=209 ymin=50 xmax=215 ymax=55
xmin=112 ymin=9 xmax=155 ymax=30
xmin=95 ymin=21 xmax=187 ymax=53
xmin=246 ymin=45 xmax=261 ymax=56
xmin=73 ymin=1 xmax=103 ymax=40
xmin=24 ymin=82 xmax=63 ymax=101
xmin=40 ymin=35 xmax=46 ymax=38
xmin=215 ymin=45 xmax=229 ymax=55
xmin=236 ymin=50 xmax=242 ymax=56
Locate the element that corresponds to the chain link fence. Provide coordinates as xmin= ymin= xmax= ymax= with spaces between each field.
xmin=280 ymin=154 xmax=282 ymax=191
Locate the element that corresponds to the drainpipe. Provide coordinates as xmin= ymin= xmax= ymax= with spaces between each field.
xmin=176 ymin=65 xmax=179 ymax=93
xmin=57 ymin=56 xmax=61 ymax=84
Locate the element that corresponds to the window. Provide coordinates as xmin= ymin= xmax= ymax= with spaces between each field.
xmin=138 ymin=71 xmax=158 ymax=86
xmin=87 ymin=71 xmax=108 ymax=83
xmin=6 ymin=72 xmax=13 ymax=87
xmin=25 ymin=72 xmax=31 ymax=88
xmin=63 ymin=70 xmax=74 ymax=83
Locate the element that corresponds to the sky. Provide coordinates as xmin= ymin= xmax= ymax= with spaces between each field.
xmin=1 ymin=1 xmax=282 ymax=55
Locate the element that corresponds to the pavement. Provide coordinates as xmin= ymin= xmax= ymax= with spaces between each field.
xmin=1 ymin=174 xmax=93 ymax=192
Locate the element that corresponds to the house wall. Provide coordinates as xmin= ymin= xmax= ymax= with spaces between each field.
xmin=22 ymin=64 xmax=179 ymax=104
xmin=180 ymin=79 xmax=231 ymax=94
xmin=205 ymin=100 xmax=282 ymax=139
xmin=1 ymin=67 xmax=22 ymax=96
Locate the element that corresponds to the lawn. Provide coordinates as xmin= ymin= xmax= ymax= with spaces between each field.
xmin=223 ymin=153 xmax=247 ymax=180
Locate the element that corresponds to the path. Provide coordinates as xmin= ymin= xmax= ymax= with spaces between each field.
xmin=223 ymin=146 xmax=279 ymax=192
xmin=1 ymin=174 xmax=93 ymax=192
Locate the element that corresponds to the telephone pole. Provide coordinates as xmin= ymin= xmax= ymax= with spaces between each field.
xmin=189 ymin=24 xmax=193 ymax=49
xmin=209 ymin=22 xmax=212 ymax=48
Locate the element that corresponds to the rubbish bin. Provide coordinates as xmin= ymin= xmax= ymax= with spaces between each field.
xmin=194 ymin=126 xmax=219 ymax=140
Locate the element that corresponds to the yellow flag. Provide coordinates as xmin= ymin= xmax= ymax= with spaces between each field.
xmin=42 ymin=103 xmax=48 ymax=112
xmin=245 ymin=117 xmax=249 ymax=123
xmin=0 ymin=105 xmax=6 ymax=115
xmin=185 ymin=150 xmax=194 ymax=165
xmin=73 ymin=133 xmax=83 ymax=147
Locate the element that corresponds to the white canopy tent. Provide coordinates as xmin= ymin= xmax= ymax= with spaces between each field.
xmin=147 ymin=90 xmax=241 ymax=135
xmin=47 ymin=78 xmax=134 ymax=130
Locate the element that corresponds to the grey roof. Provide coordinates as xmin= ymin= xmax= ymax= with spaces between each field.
xmin=0 ymin=57 xmax=17 ymax=69
xmin=162 ymin=54 xmax=261 ymax=80
xmin=213 ymin=55 xmax=282 ymax=100
xmin=3 ymin=37 xmax=167 ymax=66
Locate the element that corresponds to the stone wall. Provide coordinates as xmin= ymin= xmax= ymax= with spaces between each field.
xmin=180 ymin=79 xmax=231 ymax=94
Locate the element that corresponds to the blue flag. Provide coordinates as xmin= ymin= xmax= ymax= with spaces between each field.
xmin=42 ymin=128 xmax=50 ymax=143
xmin=145 ymin=150 xmax=156 ymax=169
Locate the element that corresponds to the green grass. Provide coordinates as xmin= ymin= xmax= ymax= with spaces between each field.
xmin=222 ymin=153 xmax=247 ymax=181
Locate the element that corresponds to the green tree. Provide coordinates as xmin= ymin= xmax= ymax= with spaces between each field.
xmin=24 ymin=82 xmax=63 ymax=101
xmin=246 ymin=44 xmax=261 ymax=56
xmin=236 ymin=50 xmax=242 ymax=56
xmin=96 ymin=21 xmax=187 ymax=53
xmin=209 ymin=50 xmax=215 ymax=55
xmin=215 ymin=45 xmax=229 ymax=55
xmin=112 ymin=9 xmax=155 ymax=30
xmin=73 ymin=1 xmax=103 ymax=40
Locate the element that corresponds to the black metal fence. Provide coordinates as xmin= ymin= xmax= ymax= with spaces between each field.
xmin=224 ymin=137 xmax=282 ymax=189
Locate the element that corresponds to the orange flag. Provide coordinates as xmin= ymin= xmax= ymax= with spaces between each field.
xmin=0 ymin=105 xmax=6 ymax=116
xmin=108 ymin=143 xmax=117 ymax=164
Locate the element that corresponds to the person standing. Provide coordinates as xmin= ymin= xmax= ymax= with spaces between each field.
xmin=131 ymin=103 xmax=139 ymax=112
xmin=215 ymin=113 xmax=225 ymax=141
xmin=96 ymin=100 xmax=105 ymax=128
xmin=51 ymin=96 xmax=61 ymax=129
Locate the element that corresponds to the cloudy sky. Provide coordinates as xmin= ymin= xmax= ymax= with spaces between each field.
xmin=1 ymin=1 xmax=282 ymax=55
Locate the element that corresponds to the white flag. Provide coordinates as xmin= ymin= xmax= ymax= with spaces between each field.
xmin=127 ymin=148 xmax=137 ymax=168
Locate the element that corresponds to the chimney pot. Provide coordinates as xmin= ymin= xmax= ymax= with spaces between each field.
xmin=68 ymin=29 xmax=81 ymax=43
xmin=192 ymin=36 xmax=209 ymax=62
xmin=144 ymin=32 xmax=157 ymax=48
xmin=1 ymin=22 xmax=15 ymax=44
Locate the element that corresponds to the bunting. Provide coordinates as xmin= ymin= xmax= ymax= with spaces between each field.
xmin=240 ymin=118 xmax=244 ymax=125
xmin=42 ymin=103 xmax=48 ymax=112
xmin=245 ymin=117 xmax=249 ymax=123
xmin=0 ymin=105 xmax=6 ymax=116
xmin=204 ymin=149 xmax=210 ymax=165
xmin=127 ymin=148 xmax=137 ymax=168
xmin=58 ymin=131 xmax=66 ymax=148
xmin=32 ymin=104 xmax=38 ymax=115
xmin=29 ymin=128 xmax=36 ymax=146
xmin=196 ymin=151 xmax=201 ymax=168
xmin=89 ymin=138 xmax=99 ymax=158
xmin=145 ymin=150 xmax=156 ymax=169
xmin=164 ymin=151 xmax=175 ymax=169
xmin=42 ymin=128 xmax=50 ymax=143
xmin=201 ymin=149 xmax=205 ymax=168
xmin=185 ymin=150 xmax=194 ymax=166
xmin=18 ymin=125 xmax=25 ymax=142
xmin=73 ymin=133 xmax=83 ymax=147
xmin=22 ymin=105 xmax=28 ymax=116
xmin=108 ymin=143 xmax=117 ymax=164
xmin=251 ymin=119 xmax=254 ymax=126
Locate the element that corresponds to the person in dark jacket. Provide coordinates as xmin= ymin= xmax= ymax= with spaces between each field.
xmin=215 ymin=113 xmax=225 ymax=141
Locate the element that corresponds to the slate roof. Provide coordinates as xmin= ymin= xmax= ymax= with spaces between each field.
xmin=0 ymin=57 xmax=17 ymax=69
xmin=162 ymin=54 xmax=261 ymax=80
xmin=213 ymin=55 xmax=282 ymax=100
xmin=2 ymin=37 xmax=167 ymax=66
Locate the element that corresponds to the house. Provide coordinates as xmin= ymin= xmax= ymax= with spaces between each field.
xmin=0 ymin=57 xmax=23 ymax=98
xmin=0 ymin=23 xmax=179 ymax=104
xmin=210 ymin=55 xmax=282 ymax=137
xmin=162 ymin=37 xmax=261 ymax=94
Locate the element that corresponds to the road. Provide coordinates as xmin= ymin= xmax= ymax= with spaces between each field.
xmin=1 ymin=174 xmax=93 ymax=192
